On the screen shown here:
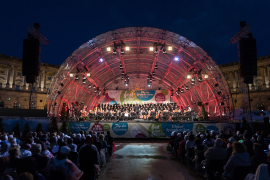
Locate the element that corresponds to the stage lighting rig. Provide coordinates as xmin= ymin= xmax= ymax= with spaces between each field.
xmin=88 ymin=84 xmax=92 ymax=88
xmin=75 ymin=75 xmax=79 ymax=80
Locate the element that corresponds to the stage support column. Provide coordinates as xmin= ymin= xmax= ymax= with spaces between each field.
xmin=5 ymin=66 xmax=11 ymax=89
xmin=262 ymin=67 xmax=266 ymax=90
xmin=12 ymin=66 xmax=17 ymax=90
xmin=229 ymin=71 xmax=235 ymax=92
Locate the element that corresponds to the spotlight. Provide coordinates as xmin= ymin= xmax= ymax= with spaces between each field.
xmin=204 ymin=74 xmax=208 ymax=79
xmin=149 ymin=47 xmax=154 ymax=51
xmin=125 ymin=46 xmax=130 ymax=51
xmin=127 ymin=76 xmax=129 ymax=79
xmin=154 ymin=47 xmax=158 ymax=54
xmin=155 ymin=64 xmax=158 ymax=69
xmin=122 ymin=71 xmax=125 ymax=75
xmin=147 ymin=77 xmax=149 ymax=80
xmin=121 ymin=76 xmax=124 ymax=80
xmin=69 ymin=74 xmax=73 ymax=77
xmin=185 ymin=86 xmax=189 ymax=90
xmin=57 ymin=91 xmax=61 ymax=94
xmin=181 ymin=90 xmax=184 ymax=93
xmin=198 ymin=76 xmax=202 ymax=82
xmin=148 ymin=84 xmax=151 ymax=87
xmin=125 ymin=83 xmax=128 ymax=86
xmin=162 ymin=48 xmax=166 ymax=54
xmin=83 ymin=80 xmax=86 ymax=84
xmin=121 ymin=49 xmax=124 ymax=54
xmin=89 ymin=85 xmax=92 ymax=88
xmin=113 ymin=49 xmax=117 ymax=55
xmin=60 ymin=83 xmax=64 ymax=87
xmin=94 ymin=89 xmax=97 ymax=93
xmin=191 ymin=81 xmax=195 ymax=85
xmin=103 ymin=93 xmax=106 ymax=97
xmin=87 ymin=73 xmax=91 ymax=77
xmin=120 ymin=64 xmax=123 ymax=69
xmin=93 ymin=85 xmax=96 ymax=89
xmin=83 ymin=76 xmax=86 ymax=80
xmin=191 ymin=77 xmax=195 ymax=82
xmin=168 ymin=46 xmax=173 ymax=51
xmin=99 ymin=58 xmax=103 ymax=62
xmin=152 ymin=78 xmax=155 ymax=81
xmin=107 ymin=47 xmax=111 ymax=51
xmin=187 ymin=75 xmax=191 ymax=79
xmin=174 ymin=57 xmax=179 ymax=61
xmin=75 ymin=75 xmax=79 ymax=80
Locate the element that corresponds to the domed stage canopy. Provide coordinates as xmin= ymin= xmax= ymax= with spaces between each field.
xmin=47 ymin=27 xmax=231 ymax=120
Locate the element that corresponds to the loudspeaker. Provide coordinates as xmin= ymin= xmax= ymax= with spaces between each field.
xmin=198 ymin=102 xmax=202 ymax=106
xmin=239 ymin=33 xmax=257 ymax=84
xmin=22 ymin=38 xmax=40 ymax=83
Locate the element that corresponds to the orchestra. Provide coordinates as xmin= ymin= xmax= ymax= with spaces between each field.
xmin=60 ymin=102 xmax=193 ymax=121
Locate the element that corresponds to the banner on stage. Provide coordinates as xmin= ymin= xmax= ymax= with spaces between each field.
xmin=57 ymin=122 xmax=235 ymax=138
xmin=102 ymin=90 xmax=170 ymax=104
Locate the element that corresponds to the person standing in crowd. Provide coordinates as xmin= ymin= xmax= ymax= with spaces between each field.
xmin=105 ymin=131 xmax=114 ymax=156
xmin=223 ymin=142 xmax=251 ymax=179
xmin=30 ymin=144 xmax=49 ymax=172
xmin=79 ymin=137 xmax=99 ymax=180
xmin=185 ymin=134 xmax=195 ymax=151
xmin=48 ymin=146 xmax=83 ymax=180
xmin=67 ymin=138 xmax=77 ymax=153
xmin=243 ymin=133 xmax=254 ymax=157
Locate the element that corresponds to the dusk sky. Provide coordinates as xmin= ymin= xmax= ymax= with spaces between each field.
xmin=0 ymin=0 xmax=269 ymax=66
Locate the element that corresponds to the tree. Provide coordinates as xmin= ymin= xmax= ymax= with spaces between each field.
xmin=0 ymin=118 xmax=4 ymax=134
xmin=52 ymin=117 xmax=59 ymax=133
xmin=36 ymin=123 xmax=42 ymax=133
xmin=12 ymin=123 xmax=20 ymax=137
xmin=201 ymin=104 xmax=208 ymax=121
xmin=23 ymin=123 xmax=30 ymax=138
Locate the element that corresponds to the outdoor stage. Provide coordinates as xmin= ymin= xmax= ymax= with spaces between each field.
xmin=58 ymin=120 xmax=235 ymax=138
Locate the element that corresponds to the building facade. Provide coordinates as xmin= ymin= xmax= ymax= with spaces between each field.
xmin=0 ymin=53 xmax=270 ymax=112
xmin=0 ymin=54 xmax=59 ymax=109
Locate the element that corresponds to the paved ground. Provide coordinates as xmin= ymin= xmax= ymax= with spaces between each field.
xmin=98 ymin=143 xmax=201 ymax=180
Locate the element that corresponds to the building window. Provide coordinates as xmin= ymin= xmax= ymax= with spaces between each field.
xmin=13 ymin=102 xmax=21 ymax=109
xmin=17 ymin=72 xmax=22 ymax=76
xmin=15 ymin=85 xmax=20 ymax=90
xmin=48 ymin=77 xmax=51 ymax=80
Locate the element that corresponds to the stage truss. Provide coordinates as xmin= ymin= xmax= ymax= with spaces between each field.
xmin=47 ymin=27 xmax=232 ymax=121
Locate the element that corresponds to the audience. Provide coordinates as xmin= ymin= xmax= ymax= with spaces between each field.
xmin=250 ymin=143 xmax=268 ymax=170
xmin=185 ymin=134 xmax=195 ymax=151
xmin=0 ymin=157 xmax=12 ymax=180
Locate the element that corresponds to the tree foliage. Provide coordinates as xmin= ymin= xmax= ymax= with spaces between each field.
xmin=23 ymin=123 xmax=30 ymax=138
xmin=36 ymin=123 xmax=42 ymax=133
xmin=12 ymin=123 xmax=20 ymax=137
xmin=0 ymin=118 xmax=4 ymax=134
xmin=52 ymin=117 xmax=59 ymax=133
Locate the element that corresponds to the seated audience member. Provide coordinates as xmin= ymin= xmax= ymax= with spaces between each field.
xmin=223 ymin=142 xmax=251 ymax=179
xmin=49 ymin=136 xmax=58 ymax=149
xmin=20 ymin=144 xmax=32 ymax=159
xmin=40 ymin=142 xmax=53 ymax=159
xmin=245 ymin=151 xmax=270 ymax=180
xmin=15 ymin=172 xmax=33 ymax=180
xmin=203 ymin=134 xmax=214 ymax=147
xmin=10 ymin=138 xmax=20 ymax=149
xmin=49 ymin=146 xmax=83 ymax=180
xmin=79 ymin=137 xmax=99 ymax=180
xmin=243 ymin=133 xmax=254 ymax=157
xmin=1 ymin=135 xmax=11 ymax=155
xmin=178 ymin=135 xmax=188 ymax=159
xmin=67 ymin=138 xmax=77 ymax=153
xmin=0 ymin=157 xmax=12 ymax=180
xmin=185 ymin=134 xmax=195 ymax=151
xmin=194 ymin=138 xmax=208 ymax=161
xmin=31 ymin=144 xmax=49 ymax=171
xmin=203 ymin=138 xmax=227 ymax=167
xmin=17 ymin=157 xmax=46 ymax=180
xmin=7 ymin=147 xmax=21 ymax=176
xmin=251 ymin=143 xmax=268 ymax=170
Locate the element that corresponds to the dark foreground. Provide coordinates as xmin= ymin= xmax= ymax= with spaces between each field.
xmin=99 ymin=143 xmax=200 ymax=180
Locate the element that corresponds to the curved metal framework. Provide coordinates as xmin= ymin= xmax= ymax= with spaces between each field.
xmin=47 ymin=27 xmax=231 ymax=120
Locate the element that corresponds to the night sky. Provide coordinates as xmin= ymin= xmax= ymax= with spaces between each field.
xmin=0 ymin=0 xmax=269 ymax=66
